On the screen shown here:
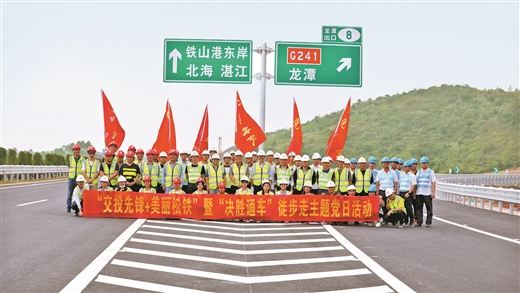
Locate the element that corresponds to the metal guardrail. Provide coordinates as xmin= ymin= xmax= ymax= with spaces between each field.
xmin=436 ymin=182 xmax=520 ymax=215
xmin=0 ymin=165 xmax=69 ymax=181
xmin=436 ymin=174 xmax=520 ymax=186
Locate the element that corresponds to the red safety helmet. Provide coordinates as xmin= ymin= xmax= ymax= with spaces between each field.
xmin=72 ymin=144 xmax=81 ymax=150
xmin=143 ymin=175 xmax=152 ymax=182
xmin=218 ymin=182 xmax=226 ymax=188
xmin=136 ymin=148 xmax=144 ymax=154
xmin=128 ymin=145 xmax=136 ymax=151
xmin=146 ymin=149 xmax=153 ymax=155
xmin=169 ymin=149 xmax=179 ymax=156
xmin=105 ymin=150 xmax=114 ymax=156
xmin=126 ymin=151 xmax=135 ymax=157
xmin=196 ymin=177 xmax=204 ymax=184
xmin=109 ymin=141 xmax=118 ymax=147
xmin=117 ymin=150 xmax=125 ymax=157
xmin=151 ymin=148 xmax=158 ymax=155
xmin=87 ymin=146 xmax=96 ymax=152
xmin=173 ymin=177 xmax=182 ymax=184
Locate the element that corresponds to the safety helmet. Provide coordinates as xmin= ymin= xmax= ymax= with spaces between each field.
xmin=280 ymin=153 xmax=288 ymax=160
xmin=301 ymin=155 xmax=310 ymax=162
xmin=274 ymin=152 xmax=280 ymax=159
xmin=218 ymin=182 xmax=226 ymax=188
xmin=344 ymin=158 xmax=351 ymax=164
xmin=304 ymin=181 xmax=313 ymax=188
xmin=235 ymin=150 xmax=243 ymax=156
xmin=117 ymin=150 xmax=125 ymax=157
xmin=159 ymin=151 xmax=167 ymax=157
xmin=240 ymin=176 xmax=250 ymax=182
xmin=350 ymin=158 xmax=358 ymax=164
xmin=211 ymin=154 xmax=220 ymax=160
xmin=209 ymin=146 xmax=217 ymax=152
xmin=169 ymin=149 xmax=179 ymax=156
xmin=126 ymin=151 xmax=135 ymax=158
xmin=420 ymin=156 xmax=429 ymax=163
xmin=76 ymin=175 xmax=85 ymax=182
xmin=279 ymin=179 xmax=289 ymax=185
xmin=245 ymin=152 xmax=252 ymax=158
xmin=223 ymin=152 xmax=231 ymax=158
xmin=109 ymin=141 xmax=118 ymax=147
xmin=180 ymin=149 xmax=188 ymax=155
xmin=358 ymin=157 xmax=367 ymax=163
xmin=196 ymin=177 xmax=204 ymax=184
xmin=99 ymin=175 xmax=109 ymax=182
xmin=261 ymin=179 xmax=271 ymax=186
xmin=312 ymin=153 xmax=321 ymax=160
xmin=368 ymin=186 xmax=376 ymax=193
xmin=294 ymin=155 xmax=302 ymax=161
xmin=72 ymin=144 xmax=81 ymax=150
xmin=381 ymin=157 xmax=390 ymax=163
xmin=136 ymin=148 xmax=144 ymax=154
xmin=266 ymin=150 xmax=274 ymax=156
xmin=143 ymin=175 xmax=152 ymax=182
xmin=348 ymin=184 xmax=356 ymax=191
xmin=191 ymin=151 xmax=199 ymax=157
xmin=105 ymin=150 xmax=114 ymax=156
xmin=118 ymin=176 xmax=127 ymax=183
xmin=326 ymin=181 xmax=336 ymax=188
xmin=403 ymin=160 xmax=412 ymax=167
xmin=385 ymin=188 xmax=395 ymax=197
xmin=146 ymin=149 xmax=153 ymax=155
xmin=390 ymin=157 xmax=398 ymax=163
xmin=151 ymin=149 xmax=158 ymax=155
xmin=202 ymin=150 xmax=210 ymax=156
xmin=230 ymin=150 xmax=235 ymax=155
xmin=397 ymin=158 xmax=404 ymax=165
xmin=288 ymin=151 xmax=296 ymax=157
xmin=368 ymin=156 xmax=377 ymax=163
xmin=128 ymin=145 xmax=136 ymax=151
xmin=173 ymin=177 xmax=182 ymax=184
xmin=336 ymin=155 xmax=345 ymax=162
xmin=410 ymin=158 xmax=418 ymax=164
xmin=251 ymin=151 xmax=257 ymax=156
xmin=257 ymin=150 xmax=266 ymax=156
xmin=321 ymin=157 xmax=331 ymax=163
xmin=87 ymin=146 xmax=96 ymax=152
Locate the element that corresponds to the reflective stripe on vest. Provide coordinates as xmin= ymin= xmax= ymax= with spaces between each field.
xmin=355 ymin=169 xmax=371 ymax=193
xmin=84 ymin=159 xmax=99 ymax=184
xmin=187 ymin=165 xmax=203 ymax=184
xmin=276 ymin=166 xmax=291 ymax=184
xmin=102 ymin=162 xmax=117 ymax=186
xmin=208 ymin=165 xmax=224 ymax=189
xmin=223 ymin=165 xmax=233 ymax=187
xmin=399 ymin=172 xmax=413 ymax=192
xmin=370 ymin=169 xmax=379 ymax=188
xmin=252 ymin=163 xmax=270 ymax=185
xmin=139 ymin=187 xmax=156 ymax=193
xmin=318 ymin=169 xmax=333 ymax=189
xmin=237 ymin=188 xmax=252 ymax=195
xmin=164 ymin=163 xmax=181 ymax=188
xmin=378 ymin=170 xmax=395 ymax=190
xmin=334 ymin=168 xmax=350 ymax=192
xmin=68 ymin=156 xmax=84 ymax=179
xmin=232 ymin=163 xmax=247 ymax=187
xmin=417 ymin=169 xmax=432 ymax=189
xmin=295 ymin=167 xmax=313 ymax=191
xmin=142 ymin=163 xmax=160 ymax=187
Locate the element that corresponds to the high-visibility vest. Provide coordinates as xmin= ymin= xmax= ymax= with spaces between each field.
xmin=276 ymin=166 xmax=292 ymax=185
xmin=417 ymin=169 xmax=433 ymax=194
xmin=355 ymin=169 xmax=371 ymax=193
xmin=236 ymin=188 xmax=252 ymax=195
xmin=139 ymin=187 xmax=156 ymax=193
xmin=318 ymin=169 xmax=333 ymax=189
xmin=223 ymin=165 xmax=233 ymax=188
xmin=208 ymin=165 xmax=224 ymax=189
xmin=378 ymin=170 xmax=395 ymax=190
xmin=399 ymin=172 xmax=414 ymax=192
xmin=334 ymin=168 xmax=350 ymax=193
xmin=231 ymin=163 xmax=247 ymax=187
xmin=68 ymin=156 xmax=84 ymax=179
xmin=102 ymin=162 xmax=118 ymax=186
xmin=193 ymin=190 xmax=208 ymax=194
xmin=170 ymin=189 xmax=186 ymax=194
xmin=164 ymin=162 xmax=181 ymax=188
xmin=276 ymin=190 xmax=292 ymax=195
xmin=295 ymin=167 xmax=314 ymax=191
xmin=142 ymin=162 xmax=160 ymax=187
xmin=84 ymin=159 xmax=99 ymax=184
xmin=187 ymin=164 xmax=203 ymax=184
xmin=257 ymin=190 xmax=274 ymax=195
xmin=252 ymin=163 xmax=270 ymax=185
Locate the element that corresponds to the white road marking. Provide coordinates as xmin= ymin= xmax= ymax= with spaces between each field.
xmin=137 ymin=230 xmax=336 ymax=245
xmin=59 ymin=219 xmax=146 ymax=293
xmin=147 ymin=219 xmax=324 ymax=231
xmin=182 ymin=218 xmax=304 ymax=226
xmin=141 ymin=224 xmax=329 ymax=237
xmin=96 ymin=275 xmax=211 ymax=293
xmin=318 ymin=285 xmax=394 ymax=293
xmin=0 ymin=179 xmax=65 ymax=190
xmin=16 ymin=199 xmax=48 ymax=206
xmin=433 ymin=216 xmax=520 ymax=245
xmin=111 ymin=259 xmax=371 ymax=284
xmin=323 ymin=225 xmax=416 ymax=293
xmin=130 ymin=237 xmax=344 ymax=254
xmin=121 ymin=247 xmax=357 ymax=267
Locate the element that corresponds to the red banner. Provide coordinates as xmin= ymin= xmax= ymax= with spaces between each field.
xmin=325 ymin=98 xmax=351 ymax=161
xmin=234 ymin=91 xmax=267 ymax=153
xmin=192 ymin=104 xmax=209 ymax=160
xmin=286 ymin=97 xmax=303 ymax=156
xmin=83 ymin=191 xmax=379 ymax=222
xmin=101 ymin=90 xmax=126 ymax=148
xmin=152 ymin=100 xmax=176 ymax=153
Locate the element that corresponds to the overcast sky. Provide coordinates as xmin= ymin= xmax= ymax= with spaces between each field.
xmin=2 ymin=1 xmax=518 ymax=153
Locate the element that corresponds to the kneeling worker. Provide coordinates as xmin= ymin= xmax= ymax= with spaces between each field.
xmin=384 ymin=188 xmax=406 ymax=228
xmin=71 ymin=175 xmax=89 ymax=217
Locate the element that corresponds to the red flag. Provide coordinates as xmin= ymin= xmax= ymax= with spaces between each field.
xmin=286 ymin=97 xmax=303 ymax=155
xmin=234 ymin=91 xmax=266 ymax=153
xmin=325 ymin=98 xmax=351 ymax=161
xmin=101 ymin=90 xmax=126 ymax=148
xmin=152 ymin=100 xmax=176 ymax=153
xmin=193 ymin=104 xmax=209 ymax=159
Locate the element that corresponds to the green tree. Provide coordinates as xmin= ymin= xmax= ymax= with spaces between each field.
xmin=44 ymin=154 xmax=55 ymax=165
xmin=33 ymin=152 xmax=44 ymax=165
xmin=7 ymin=149 xmax=17 ymax=165
xmin=0 ymin=147 xmax=7 ymax=165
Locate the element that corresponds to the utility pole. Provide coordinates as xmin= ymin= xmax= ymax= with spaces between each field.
xmin=253 ymin=43 xmax=274 ymax=151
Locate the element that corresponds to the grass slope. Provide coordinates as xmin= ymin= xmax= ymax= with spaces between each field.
xmin=264 ymin=85 xmax=519 ymax=174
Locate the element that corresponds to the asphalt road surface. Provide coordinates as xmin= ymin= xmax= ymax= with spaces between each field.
xmin=1 ymin=181 xmax=518 ymax=292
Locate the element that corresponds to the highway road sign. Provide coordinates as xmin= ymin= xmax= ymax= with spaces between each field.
xmin=494 ymin=167 xmax=499 ymax=174
xmin=274 ymin=42 xmax=362 ymax=87
xmin=164 ymin=39 xmax=253 ymax=84
xmin=322 ymin=26 xmax=363 ymax=44
xmin=455 ymin=166 xmax=460 ymax=174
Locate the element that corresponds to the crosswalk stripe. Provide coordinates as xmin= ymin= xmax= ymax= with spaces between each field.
xmin=147 ymin=219 xmax=324 ymax=231
xmin=111 ymin=259 xmax=371 ymax=284
xmin=95 ymin=275 xmax=211 ymax=293
xmin=130 ymin=237 xmax=344 ymax=254
xmin=317 ymin=285 xmax=394 ymax=293
xmin=120 ymin=247 xmax=358 ymax=267
xmin=181 ymin=218 xmax=305 ymax=226
xmin=141 ymin=224 xmax=330 ymax=237
xmin=136 ymin=230 xmax=336 ymax=245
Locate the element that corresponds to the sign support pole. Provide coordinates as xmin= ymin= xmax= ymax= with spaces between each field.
xmin=254 ymin=43 xmax=273 ymax=151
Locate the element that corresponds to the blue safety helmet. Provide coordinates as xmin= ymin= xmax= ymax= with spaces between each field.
xmin=368 ymin=156 xmax=377 ymax=163
xmin=390 ymin=157 xmax=398 ymax=162
xmin=368 ymin=186 xmax=377 ymax=193
xmin=397 ymin=158 xmax=404 ymax=165
xmin=420 ymin=156 xmax=429 ymax=163
xmin=403 ymin=160 xmax=412 ymax=167
xmin=381 ymin=156 xmax=390 ymax=163
xmin=350 ymin=157 xmax=358 ymax=164
xmin=410 ymin=158 xmax=418 ymax=164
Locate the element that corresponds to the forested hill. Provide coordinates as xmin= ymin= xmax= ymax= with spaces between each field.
xmin=263 ymin=85 xmax=519 ymax=174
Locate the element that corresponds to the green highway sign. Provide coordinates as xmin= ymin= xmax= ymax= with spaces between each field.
xmin=494 ymin=167 xmax=499 ymax=174
xmin=322 ymin=26 xmax=363 ymax=44
xmin=274 ymin=42 xmax=362 ymax=87
xmin=163 ymin=39 xmax=253 ymax=84
xmin=455 ymin=166 xmax=460 ymax=174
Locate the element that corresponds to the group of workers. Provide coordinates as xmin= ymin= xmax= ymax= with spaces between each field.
xmin=66 ymin=141 xmax=437 ymax=228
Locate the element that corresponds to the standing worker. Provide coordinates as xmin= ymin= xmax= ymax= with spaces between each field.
xmin=292 ymin=155 xmax=316 ymax=195
xmin=99 ymin=150 xmax=119 ymax=189
xmin=334 ymin=155 xmax=351 ymax=195
xmin=353 ymin=157 xmax=373 ymax=196
xmin=120 ymin=151 xmax=141 ymax=192
xmin=250 ymin=150 xmax=271 ymax=194
xmin=82 ymin=146 xmax=99 ymax=190
xmin=229 ymin=150 xmax=249 ymax=194
xmin=399 ymin=160 xmax=417 ymax=227
xmin=274 ymin=153 xmax=293 ymax=192
xmin=185 ymin=151 xmax=206 ymax=194
xmin=317 ymin=157 xmax=335 ymax=194
xmin=162 ymin=149 xmax=181 ymax=193
xmin=66 ymin=144 xmax=84 ymax=213
xmin=206 ymin=154 xmax=226 ymax=194
xmin=156 ymin=151 xmax=168 ymax=193
xmin=142 ymin=149 xmax=161 ymax=192
xmin=416 ymin=156 xmax=436 ymax=227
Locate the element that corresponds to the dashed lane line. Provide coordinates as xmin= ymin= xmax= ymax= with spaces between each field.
xmin=16 ymin=199 xmax=48 ymax=206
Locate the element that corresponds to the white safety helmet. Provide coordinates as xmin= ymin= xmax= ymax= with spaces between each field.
xmin=257 ymin=150 xmax=266 ymax=156
xmin=321 ymin=157 xmax=331 ymax=163
xmin=262 ymin=179 xmax=271 ymax=186
xmin=301 ymin=155 xmax=310 ymax=162
xmin=240 ymin=176 xmax=250 ymax=182
xmin=326 ymin=181 xmax=336 ymax=188
xmin=279 ymin=179 xmax=289 ymax=185
xmin=245 ymin=152 xmax=252 ymax=158
xmin=274 ymin=152 xmax=280 ymax=159
xmin=280 ymin=153 xmax=288 ymax=160
xmin=180 ymin=149 xmax=188 ymax=155
xmin=202 ymin=150 xmax=210 ymax=156
xmin=358 ymin=157 xmax=367 ymax=163
xmin=385 ymin=188 xmax=395 ymax=197
xmin=251 ymin=151 xmax=257 ymax=156
xmin=266 ymin=150 xmax=274 ymax=156
xmin=337 ymin=155 xmax=345 ymax=162
xmin=223 ymin=152 xmax=231 ymax=158
xmin=344 ymin=158 xmax=351 ymax=164
xmin=118 ymin=176 xmax=127 ymax=183
xmin=304 ymin=181 xmax=313 ymax=188
xmin=159 ymin=151 xmax=168 ymax=157
xmin=230 ymin=150 xmax=235 ymax=155
xmin=99 ymin=176 xmax=109 ymax=182
xmin=209 ymin=146 xmax=217 ymax=152
xmin=235 ymin=150 xmax=243 ymax=156
xmin=348 ymin=185 xmax=356 ymax=191
xmin=76 ymin=175 xmax=85 ymax=182
xmin=312 ymin=153 xmax=321 ymax=160
xmin=294 ymin=155 xmax=302 ymax=161
xmin=288 ymin=151 xmax=296 ymax=157
xmin=191 ymin=150 xmax=199 ymax=157
xmin=211 ymin=154 xmax=220 ymax=160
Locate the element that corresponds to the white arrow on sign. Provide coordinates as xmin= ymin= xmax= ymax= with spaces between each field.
xmin=169 ymin=48 xmax=182 ymax=73
xmin=336 ymin=58 xmax=352 ymax=72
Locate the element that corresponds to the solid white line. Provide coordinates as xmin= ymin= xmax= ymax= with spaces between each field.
xmin=121 ymin=247 xmax=357 ymax=267
xmin=60 ymin=219 xmax=146 ymax=293
xmin=181 ymin=218 xmax=305 ymax=226
xmin=323 ymin=225 xmax=415 ymax=293
xmin=147 ymin=219 xmax=324 ymax=231
xmin=96 ymin=275 xmax=210 ymax=293
xmin=137 ymin=230 xmax=336 ymax=245
xmin=112 ymin=259 xmax=371 ymax=284
xmin=141 ymin=224 xmax=329 ymax=237
xmin=130 ymin=237 xmax=344 ymax=254
xmin=16 ymin=199 xmax=48 ymax=206
xmin=433 ymin=216 xmax=520 ymax=245
xmin=318 ymin=285 xmax=394 ymax=293
xmin=0 ymin=179 xmax=65 ymax=190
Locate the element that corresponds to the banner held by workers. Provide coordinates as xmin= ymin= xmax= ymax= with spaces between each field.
xmin=82 ymin=190 xmax=379 ymax=221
